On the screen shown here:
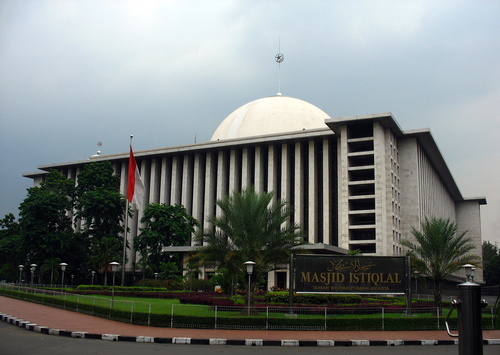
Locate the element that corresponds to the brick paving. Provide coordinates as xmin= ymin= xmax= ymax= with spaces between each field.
xmin=1 ymin=295 xmax=499 ymax=344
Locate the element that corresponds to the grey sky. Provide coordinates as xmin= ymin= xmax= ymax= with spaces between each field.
xmin=1 ymin=0 xmax=499 ymax=245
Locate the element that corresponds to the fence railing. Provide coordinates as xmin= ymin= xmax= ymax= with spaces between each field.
xmin=0 ymin=284 xmax=496 ymax=331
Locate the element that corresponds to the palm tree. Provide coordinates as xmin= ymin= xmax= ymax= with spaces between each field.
xmin=402 ymin=217 xmax=480 ymax=307
xmin=195 ymin=187 xmax=305 ymax=305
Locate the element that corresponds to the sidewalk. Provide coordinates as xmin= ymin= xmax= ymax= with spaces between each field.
xmin=1 ymin=296 xmax=499 ymax=346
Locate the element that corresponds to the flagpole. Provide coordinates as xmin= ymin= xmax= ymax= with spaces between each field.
xmin=122 ymin=199 xmax=129 ymax=286
xmin=121 ymin=135 xmax=133 ymax=286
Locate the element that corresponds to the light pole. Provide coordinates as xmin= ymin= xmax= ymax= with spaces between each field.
xmin=109 ymin=262 xmax=120 ymax=307
xmin=413 ymin=271 xmax=419 ymax=297
xmin=60 ymin=263 xmax=67 ymax=289
xmin=244 ymin=261 xmax=255 ymax=316
xmin=446 ymin=264 xmax=487 ymax=355
xmin=154 ymin=272 xmax=158 ymax=280
xmin=91 ymin=271 xmax=95 ymax=285
xmin=18 ymin=265 xmax=24 ymax=285
xmin=30 ymin=264 xmax=37 ymax=286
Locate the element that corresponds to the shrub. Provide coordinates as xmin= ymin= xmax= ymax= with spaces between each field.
xmin=230 ymin=295 xmax=245 ymax=305
xmin=263 ymin=292 xmax=362 ymax=305
xmin=135 ymin=278 xmax=183 ymax=290
xmin=183 ymin=278 xmax=213 ymax=292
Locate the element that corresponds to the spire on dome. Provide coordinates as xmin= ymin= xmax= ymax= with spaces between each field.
xmin=275 ymin=51 xmax=284 ymax=96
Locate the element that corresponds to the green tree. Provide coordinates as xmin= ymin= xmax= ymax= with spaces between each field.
xmin=195 ymin=187 xmax=305 ymax=304
xmin=0 ymin=213 xmax=22 ymax=281
xmin=402 ymin=217 xmax=480 ymax=307
xmin=482 ymin=241 xmax=500 ymax=286
xmin=18 ymin=170 xmax=75 ymax=283
xmin=135 ymin=203 xmax=198 ymax=277
xmin=74 ymin=162 xmax=125 ymax=278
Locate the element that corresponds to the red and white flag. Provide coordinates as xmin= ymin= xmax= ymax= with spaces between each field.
xmin=127 ymin=146 xmax=145 ymax=210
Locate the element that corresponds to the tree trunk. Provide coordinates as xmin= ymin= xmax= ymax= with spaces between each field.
xmin=434 ymin=280 xmax=442 ymax=307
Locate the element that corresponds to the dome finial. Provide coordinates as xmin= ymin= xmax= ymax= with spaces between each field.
xmin=275 ymin=39 xmax=284 ymax=96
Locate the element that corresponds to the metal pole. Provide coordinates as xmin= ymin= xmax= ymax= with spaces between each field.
xmin=18 ymin=265 xmax=23 ymax=285
xmin=406 ymin=256 xmax=412 ymax=315
xmin=457 ymin=281 xmax=485 ymax=355
xmin=247 ymin=273 xmax=251 ymax=316
xmin=122 ymin=199 xmax=130 ymax=286
xmin=111 ymin=270 xmax=116 ymax=309
xmin=288 ymin=254 xmax=294 ymax=313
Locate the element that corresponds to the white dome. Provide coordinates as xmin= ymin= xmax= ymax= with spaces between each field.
xmin=210 ymin=95 xmax=330 ymax=141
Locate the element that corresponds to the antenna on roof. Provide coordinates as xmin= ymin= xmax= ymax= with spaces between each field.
xmin=275 ymin=39 xmax=284 ymax=96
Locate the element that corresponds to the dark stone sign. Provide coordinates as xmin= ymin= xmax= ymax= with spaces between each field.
xmin=294 ymin=255 xmax=408 ymax=294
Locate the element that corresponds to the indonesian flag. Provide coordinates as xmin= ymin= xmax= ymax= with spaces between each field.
xmin=127 ymin=146 xmax=145 ymax=210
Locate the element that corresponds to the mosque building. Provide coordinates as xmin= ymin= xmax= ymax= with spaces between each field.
xmin=24 ymin=93 xmax=486 ymax=286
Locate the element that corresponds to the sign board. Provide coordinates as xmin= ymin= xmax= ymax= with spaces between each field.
xmin=294 ymin=255 xmax=408 ymax=294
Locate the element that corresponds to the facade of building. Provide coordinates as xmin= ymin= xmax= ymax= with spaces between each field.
xmin=24 ymin=95 xmax=486 ymax=285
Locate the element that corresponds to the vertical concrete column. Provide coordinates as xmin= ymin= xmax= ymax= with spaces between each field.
xmin=159 ymin=157 xmax=171 ymax=204
xmin=373 ymin=122 xmax=388 ymax=255
xmin=228 ymin=149 xmax=241 ymax=194
xmin=241 ymin=148 xmax=252 ymax=189
xmin=192 ymin=153 xmax=205 ymax=236
xmin=267 ymin=145 xmax=278 ymax=203
xmin=216 ymin=151 xmax=228 ymax=218
xmin=267 ymin=271 xmax=276 ymax=290
xmin=294 ymin=142 xmax=304 ymax=233
xmin=308 ymin=140 xmax=318 ymax=243
xmin=171 ymin=156 xmax=182 ymax=205
xmin=322 ymin=139 xmax=332 ymax=244
xmin=149 ymin=158 xmax=160 ymax=204
xmin=112 ymin=162 xmax=120 ymax=175
xmin=139 ymin=160 xmax=149 ymax=210
xmin=398 ymin=138 xmax=420 ymax=243
xmin=337 ymin=126 xmax=349 ymax=250
xmin=119 ymin=163 xmax=127 ymax=197
xmin=181 ymin=154 xmax=193 ymax=213
xmin=254 ymin=147 xmax=265 ymax=192
xmin=281 ymin=144 xmax=290 ymax=203
xmin=203 ymin=152 xmax=217 ymax=236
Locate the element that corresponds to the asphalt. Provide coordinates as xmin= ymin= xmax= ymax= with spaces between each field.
xmin=1 ymin=295 xmax=499 ymax=347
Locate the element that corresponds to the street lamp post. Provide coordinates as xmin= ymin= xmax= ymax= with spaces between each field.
xmin=244 ymin=261 xmax=256 ymax=316
xmin=413 ymin=271 xmax=419 ymax=297
xmin=91 ymin=271 xmax=95 ymax=285
xmin=446 ymin=264 xmax=487 ymax=355
xmin=59 ymin=263 xmax=67 ymax=289
xmin=154 ymin=272 xmax=158 ymax=280
xmin=30 ymin=264 xmax=37 ymax=286
xmin=109 ymin=262 xmax=120 ymax=307
xmin=18 ymin=265 xmax=24 ymax=285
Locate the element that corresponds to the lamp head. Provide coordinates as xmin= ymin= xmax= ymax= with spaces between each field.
xmin=60 ymin=262 xmax=68 ymax=271
xmin=463 ymin=264 xmax=474 ymax=281
xmin=244 ymin=261 xmax=256 ymax=275
xmin=109 ymin=262 xmax=120 ymax=273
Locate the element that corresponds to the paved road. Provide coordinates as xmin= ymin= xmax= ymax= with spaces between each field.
xmin=1 ymin=322 xmax=499 ymax=355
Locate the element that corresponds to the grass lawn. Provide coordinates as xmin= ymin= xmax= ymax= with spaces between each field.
xmin=32 ymin=292 xmax=450 ymax=319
